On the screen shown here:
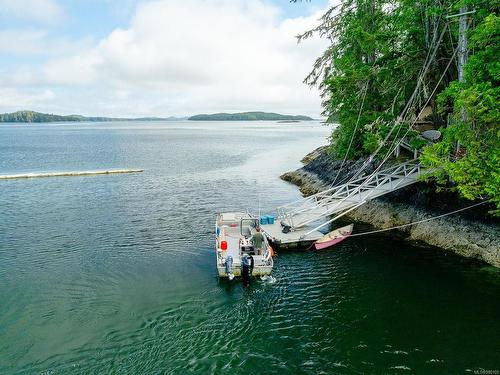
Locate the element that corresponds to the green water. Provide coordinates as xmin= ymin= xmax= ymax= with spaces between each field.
xmin=0 ymin=121 xmax=499 ymax=374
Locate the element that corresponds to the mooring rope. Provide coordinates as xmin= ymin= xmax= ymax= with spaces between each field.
xmin=343 ymin=201 xmax=489 ymax=238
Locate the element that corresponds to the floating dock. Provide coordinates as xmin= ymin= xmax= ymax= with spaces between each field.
xmin=0 ymin=169 xmax=144 ymax=180
xmin=262 ymin=221 xmax=323 ymax=249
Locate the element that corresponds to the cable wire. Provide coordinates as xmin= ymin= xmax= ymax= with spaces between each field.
xmin=341 ymin=201 xmax=488 ymax=238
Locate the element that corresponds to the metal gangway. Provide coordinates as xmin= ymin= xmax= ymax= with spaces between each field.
xmin=266 ymin=159 xmax=425 ymax=243
xmin=261 ymin=25 xmax=457 ymax=247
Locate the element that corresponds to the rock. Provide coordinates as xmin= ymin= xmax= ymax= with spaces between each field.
xmin=280 ymin=147 xmax=500 ymax=267
xmin=280 ymin=170 xmax=328 ymax=196
xmin=300 ymin=145 xmax=329 ymax=164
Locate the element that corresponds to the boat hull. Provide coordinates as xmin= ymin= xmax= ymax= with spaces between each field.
xmin=217 ymin=264 xmax=273 ymax=278
xmin=314 ymin=224 xmax=354 ymax=250
xmin=314 ymin=236 xmax=349 ymax=250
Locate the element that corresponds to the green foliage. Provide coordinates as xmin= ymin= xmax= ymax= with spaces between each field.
xmin=422 ymin=13 xmax=500 ymax=213
xmin=0 ymin=111 xmax=84 ymax=123
xmin=304 ymin=1 xmax=499 ymax=214
xmin=304 ymin=0 xmax=452 ymax=158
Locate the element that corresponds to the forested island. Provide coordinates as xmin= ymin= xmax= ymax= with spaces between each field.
xmin=188 ymin=112 xmax=313 ymax=121
xmin=0 ymin=110 xmax=313 ymax=123
xmin=0 ymin=111 xmax=183 ymax=123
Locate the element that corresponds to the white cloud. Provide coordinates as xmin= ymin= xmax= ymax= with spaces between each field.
xmin=0 ymin=87 xmax=55 ymax=109
xmin=43 ymin=51 xmax=102 ymax=85
xmin=1 ymin=0 xmax=330 ymax=117
xmin=0 ymin=29 xmax=93 ymax=56
xmin=0 ymin=0 xmax=64 ymax=24
xmin=0 ymin=30 xmax=48 ymax=54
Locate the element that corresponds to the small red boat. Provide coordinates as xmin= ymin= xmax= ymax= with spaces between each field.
xmin=314 ymin=224 xmax=354 ymax=250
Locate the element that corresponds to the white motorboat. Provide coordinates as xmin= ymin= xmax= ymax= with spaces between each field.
xmin=215 ymin=212 xmax=274 ymax=280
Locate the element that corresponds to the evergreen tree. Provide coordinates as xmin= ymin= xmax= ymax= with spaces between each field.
xmin=300 ymin=0 xmax=499 ymax=213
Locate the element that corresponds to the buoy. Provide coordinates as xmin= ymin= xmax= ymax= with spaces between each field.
xmin=220 ymin=241 xmax=228 ymax=251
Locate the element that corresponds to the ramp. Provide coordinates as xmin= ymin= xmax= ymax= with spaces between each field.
xmin=267 ymin=159 xmax=425 ymax=246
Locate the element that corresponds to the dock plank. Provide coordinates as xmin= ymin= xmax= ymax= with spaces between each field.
xmin=261 ymin=221 xmax=323 ymax=245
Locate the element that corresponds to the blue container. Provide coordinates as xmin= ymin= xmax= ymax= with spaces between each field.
xmin=266 ymin=215 xmax=275 ymax=224
xmin=260 ymin=216 xmax=268 ymax=225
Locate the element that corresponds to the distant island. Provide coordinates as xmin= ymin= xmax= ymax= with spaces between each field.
xmin=0 ymin=110 xmax=314 ymax=123
xmin=188 ymin=112 xmax=313 ymax=121
xmin=0 ymin=111 xmax=184 ymax=123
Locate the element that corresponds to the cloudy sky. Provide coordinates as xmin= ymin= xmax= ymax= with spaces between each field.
xmin=0 ymin=0 xmax=332 ymax=118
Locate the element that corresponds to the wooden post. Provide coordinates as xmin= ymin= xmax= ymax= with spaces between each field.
xmin=457 ymin=6 xmax=468 ymax=85
xmin=457 ymin=6 xmax=469 ymax=153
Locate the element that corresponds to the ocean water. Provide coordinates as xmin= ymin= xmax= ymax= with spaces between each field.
xmin=0 ymin=121 xmax=499 ymax=374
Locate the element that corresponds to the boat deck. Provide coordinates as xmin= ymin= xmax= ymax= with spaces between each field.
xmin=261 ymin=221 xmax=324 ymax=249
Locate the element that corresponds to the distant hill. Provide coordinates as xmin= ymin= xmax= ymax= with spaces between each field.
xmin=188 ymin=112 xmax=313 ymax=121
xmin=0 ymin=110 xmax=314 ymax=123
xmin=0 ymin=110 xmax=184 ymax=123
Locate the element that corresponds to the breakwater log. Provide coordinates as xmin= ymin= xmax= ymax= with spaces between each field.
xmin=0 ymin=169 xmax=144 ymax=180
xmin=281 ymin=147 xmax=500 ymax=267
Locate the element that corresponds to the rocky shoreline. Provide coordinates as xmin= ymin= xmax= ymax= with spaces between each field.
xmin=281 ymin=146 xmax=500 ymax=267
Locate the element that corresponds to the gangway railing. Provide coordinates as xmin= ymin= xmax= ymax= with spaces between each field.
xmin=277 ymin=159 xmax=425 ymax=230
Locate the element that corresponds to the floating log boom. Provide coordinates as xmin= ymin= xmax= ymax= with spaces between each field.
xmin=0 ymin=169 xmax=144 ymax=180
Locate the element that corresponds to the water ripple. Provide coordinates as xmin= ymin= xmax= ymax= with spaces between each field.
xmin=1 ymin=122 xmax=499 ymax=374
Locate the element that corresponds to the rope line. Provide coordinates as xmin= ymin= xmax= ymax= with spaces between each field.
xmin=336 ymin=41 xmax=460 ymax=206
xmin=343 ymin=201 xmax=488 ymax=238
xmin=339 ymin=19 xmax=450 ymax=184
xmin=331 ymin=81 xmax=369 ymax=186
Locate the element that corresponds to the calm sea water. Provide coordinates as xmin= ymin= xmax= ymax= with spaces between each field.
xmin=0 ymin=121 xmax=499 ymax=374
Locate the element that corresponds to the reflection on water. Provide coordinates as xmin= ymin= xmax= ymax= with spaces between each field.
xmin=0 ymin=121 xmax=499 ymax=374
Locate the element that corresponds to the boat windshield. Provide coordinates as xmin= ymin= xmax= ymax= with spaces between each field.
xmin=240 ymin=218 xmax=257 ymax=237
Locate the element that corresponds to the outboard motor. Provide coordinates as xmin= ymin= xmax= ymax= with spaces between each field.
xmin=225 ymin=256 xmax=234 ymax=281
xmin=241 ymin=254 xmax=254 ymax=286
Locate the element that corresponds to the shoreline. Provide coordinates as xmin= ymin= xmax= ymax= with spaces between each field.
xmin=281 ymin=146 xmax=500 ymax=267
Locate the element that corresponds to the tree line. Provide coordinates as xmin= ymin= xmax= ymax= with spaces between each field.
xmin=300 ymin=0 xmax=499 ymax=213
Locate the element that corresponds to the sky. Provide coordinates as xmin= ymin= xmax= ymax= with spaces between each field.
xmin=0 ymin=0 xmax=333 ymax=118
